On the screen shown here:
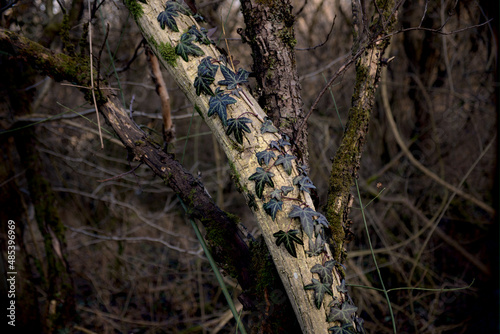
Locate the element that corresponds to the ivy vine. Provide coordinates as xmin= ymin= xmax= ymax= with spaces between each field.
xmin=155 ymin=1 xmax=364 ymax=332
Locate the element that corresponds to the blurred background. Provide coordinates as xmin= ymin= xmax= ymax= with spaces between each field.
xmin=0 ymin=0 xmax=497 ymax=333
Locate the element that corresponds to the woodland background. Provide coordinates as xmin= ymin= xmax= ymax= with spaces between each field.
xmin=0 ymin=0 xmax=498 ymax=333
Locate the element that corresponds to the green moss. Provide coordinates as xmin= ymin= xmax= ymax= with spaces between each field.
xmin=278 ymin=26 xmax=297 ymax=49
xmin=124 ymin=0 xmax=144 ymax=20
xmin=159 ymin=42 xmax=178 ymax=67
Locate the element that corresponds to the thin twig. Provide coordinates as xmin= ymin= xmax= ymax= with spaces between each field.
xmin=296 ymin=15 xmax=336 ymax=51
xmin=97 ymin=162 xmax=142 ymax=182
xmin=88 ymin=0 xmax=104 ymax=148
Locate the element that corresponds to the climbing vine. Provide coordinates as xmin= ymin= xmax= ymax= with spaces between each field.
xmin=154 ymin=1 xmax=363 ymax=332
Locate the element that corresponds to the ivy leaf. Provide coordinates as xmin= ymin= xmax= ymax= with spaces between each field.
xmin=248 ymin=167 xmax=274 ymax=198
xmin=263 ymin=198 xmax=283 ymax=221
xmin=157 ymin=1 xmax=191 ymax=31
xmin=304 ymin=278 xmax=333 ymax=309
xmin=311 ymin=260 xmax=336 ymax=284
xmin=187 ymin=25 xmax=212 ymax=45
xmin=208 ymin=88 xmax=236 ymax=126
xmin=218 ymin=64 xmax=250 ymax=89
xmin=289 ymin=205 xmax=321 ymax=239
xmin=193 ymin=75 xmax=214 ymax=96
xmin=176 ymin=33 xmax=204 ymax=62
xmin=273 ymin=229 xmax=303 ymax=258
xmin=328 ymin=324 xmax=357 ymax=334
xmin=297 ymin=164 xmax=309 ymax=175
xmin=166 ymin=0 xmax=192 ymax=16
xmin=278 ymin=137 xmax=291 ymax=148
xmin=293 ymin=175 xmax=317 ymax=194
xmin=281 ymin=185 xmax=294 ymax=196
xmin=269 ymin=188 xmax=283 ymax=201
xmin=256 ymin=150 xmax=276 ymax=166
xmin=261 ymin=118 xmax=279 ymax=134
xmin=198 ymin=56 xmax=219 ymax=79
xmin=337 ymin=279 xmax=348 ymax=294
xmin=275 ymin=154 xmax=296 ymax=175
xmin=269 ymin=140 xmax=280 ymax=151
xmin=226 ymin=117 xmax=252 ymax=144
xmin=157 ymin=8 xmax=180 ymax=31
xmin=328 ymin=302 xmax=358 ymax=324
xmin=316 ymin=214 xmax=330 ymax=228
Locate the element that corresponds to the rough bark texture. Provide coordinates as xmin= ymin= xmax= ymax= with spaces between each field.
xmin=13 ymin=126 xmax=77 ymax=332
xmin=326 ymin=0 xmax=397 ymax=262
xmin=239 ymin=0 xmax=308 ymax=164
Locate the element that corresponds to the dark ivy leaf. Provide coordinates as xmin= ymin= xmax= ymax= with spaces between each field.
xmin=353 ymin=316 xmax=366 ymax=334
xmin=226 ymin=117 xmax=252 ymax=144
xmin=273 ymin=229 xmax=303 ymax=258
xmin=328 ymin=323 xmax=357 ymax=334
xmin=187 ymin=25 xmax=212 ymax=45
xmin=328 ymin=302 xmax=358 ymax=324
xmin=269 ymin=140 xmax=280 ymax=151
xmin=218 ymin=64 xmax=250 ymax=89
xmin=157 ymin=8 xmax=180 ymax=31
xmin=289 ymin=205 xmax=321 ymax=239
xmin=248 ymin=167 xmax=274 ymax=199
xmin=157 ymin=1 xmax=192 ymax=31
xmin=278 ymin=137 xmax=291 ymax=148
xmin=311 ymin=260 xmax=336 ymax=284
xmin=193 ymin=75 xmax=214 ymax=96
xmin=261 ymin=119 xmax=279 ymax=134
xmin=297 ymin=164 xmax=309 ymax=175
xmin=304 ymin=278 xmax=333 ymax=309
xmin=166 ymin=0 xmax=192 ymax=16
xmin=198 ymin=56 xmax=219 ymax=79
xmin=208 ymin=87 xmax=236 ymax=126
xmin=269 ymin=188 xmax=283 ymax=201
xmin=256 ymin=150 xmax=276 ymax=166
xmin=263 ymin=198 xmax=283 ymax=221
xmin=337 ymin=279 xmax=348 ymax=294
xmin=281 ymin=185 xmax=294 ymax=196
xmin=275 ymin=154 xmax=296 ymax=175
xmin=293 ymin=175 xmax=316 ymax=194
xmin=176 ymin=33 xmax=204 ymax=62
xmin=316 ymin=214 xmax=330 ymax=228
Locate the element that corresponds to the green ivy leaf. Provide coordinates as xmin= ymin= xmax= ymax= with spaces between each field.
xmin=157 ymin=1 xmax=191 ymax=31
xmin=304 ymin=278 xmax=333 ymax=309
xmin=187 ymin=25 xmax=212 ymax=45
xmin=281 ymin=185 xmax=294 ymax=196
xmin=193 ymin=75 xmax=214 ymax=96
xmin=256 ymin=150 xmax=276 ymax=166
xmin=176 ymin=33 xmax=204 ymax=62
xmin=273 ymin=229 xmax=303 ymax=258
xmin=208 ymin=88 xmax=236 ymax=126
xmin=261 ymin=118 xmax=279 ymax=134
xmin=293 ymin=175 xmax=317 ymax=194
xmin=263 ymin=198 xmax=283 ymax=221
xmin=337 ymin=279 xmax=348 ymax=294
xmin=328 ymin=324 xmax=357 ymax=334
xmin=198 ymin=56 xmax=219 ymax=79
xmin=248 ymin=167 xmax=274 ymax=199
xmin=218 ymin=64 xmax=250 ymax=89
xmin=275 ymin=154 xmax=296 ymax=175
xmin=327 ymin=302 xmax=358 ymax=324
xmin=269 ymin=188 xmax=283 ymax=201
xmin=311 ymin=260 xmax=336 ymax=284
xmin=157 ymin=8 xmax=180 ymax=31
xmin=289 ymin=205 xmax=321 ymax=239
xmin=226 ymin=117 xmax=252 ymax=144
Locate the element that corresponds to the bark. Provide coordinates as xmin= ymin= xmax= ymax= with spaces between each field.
xmin=239 ymin=0 xmax=308 ymax=164
xmin=13 ymin=126 xmax=77 ymax=332
xmin=326 ymin=0 xmax=398 ymax=262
